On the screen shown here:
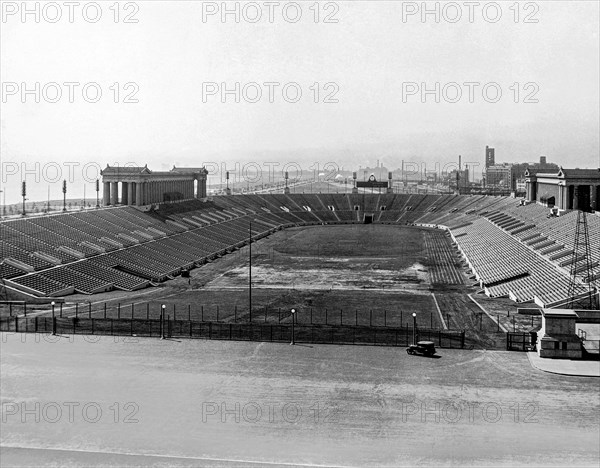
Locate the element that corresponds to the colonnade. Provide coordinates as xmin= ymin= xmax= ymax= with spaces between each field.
xmin=102 ymin=178 xmax=206 ymax=206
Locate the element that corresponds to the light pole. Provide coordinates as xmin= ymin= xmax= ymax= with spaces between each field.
xmin=290 ymin=308 xmax=296 ymax=345
xmin=412 ymin=312 xmax=417 ymax=345
xmin=62 ymin=180 xmax=67 ymax=212
xmin=249 ymin=219 xmax=252 ymax=322
xmin=51 ymin=301 xmax=56 ymax=335
xmin=161 ymin=304 xmax=166 ymax=339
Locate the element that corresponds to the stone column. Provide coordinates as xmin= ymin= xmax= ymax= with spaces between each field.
xmin=103 ymin=182 xmax=111 ymax=205
xmin=110 ymin=182 xmax=118 ymax=205
xmin=143 ymin=181 xmax=149 ymax=205
xmin=589 ymin=185 xmax=597 ymax=212
xmin=136 ymin=182 xmax=143 ymax=206
xmin=128 ymin=182 xmax=135 ymax=205
xmin=200 ymin=178 xmax=206 ymax=198
xmin=558 ymin=185 xmax=565 ymax=211
xmin=122 ymin=182 xmax=128 ymax=205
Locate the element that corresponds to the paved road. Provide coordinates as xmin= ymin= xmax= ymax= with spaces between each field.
xmin=1 ymin=333 xmax=598 ymax=467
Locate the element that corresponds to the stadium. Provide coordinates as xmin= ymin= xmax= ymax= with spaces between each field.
xmin=1 ymin=166 xmax=599 ymax=349
xmin=2 ymin=166 xmax=600 ymax=467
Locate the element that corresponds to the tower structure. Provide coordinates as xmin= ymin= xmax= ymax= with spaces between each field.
xmin=566 ymin=210 xmax=598 ymax=309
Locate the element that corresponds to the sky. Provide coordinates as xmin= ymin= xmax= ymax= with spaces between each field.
xmin=0 ymin=0 xmax=599 ymax=204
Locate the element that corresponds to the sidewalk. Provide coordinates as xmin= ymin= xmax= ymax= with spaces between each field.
xmin=527 ymin=352 xmax=600 ymax=377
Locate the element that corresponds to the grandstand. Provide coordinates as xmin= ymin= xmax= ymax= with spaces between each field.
xmin=1 ymin=193 xmax=598 ymax=308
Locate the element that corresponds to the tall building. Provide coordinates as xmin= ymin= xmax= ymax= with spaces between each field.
xmin=513 ymin=157 xmax=559 ymax=183
xmin=485 ymin=164 xmax=515 ymax=190
xmin=485 ymin=146 xmax=495 ymax=168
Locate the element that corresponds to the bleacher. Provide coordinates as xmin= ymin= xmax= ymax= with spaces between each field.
xmin=2 ymin=193 xmax=597 ymax=304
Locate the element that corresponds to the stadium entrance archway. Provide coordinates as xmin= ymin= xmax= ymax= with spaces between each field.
xmin=364 ymin=214 xmax=373 ymax=224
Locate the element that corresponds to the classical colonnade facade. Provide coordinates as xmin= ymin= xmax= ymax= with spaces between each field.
xmin=525 ymin=168 xmax=600 ymax=212
xmin=100 ymin=165 xmax=208 ymax=207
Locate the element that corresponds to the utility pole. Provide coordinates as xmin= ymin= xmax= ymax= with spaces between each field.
xmin=249 ymin=218 xmax=252 ymax=322
xmin=21 ymin=181 xmax=26 ymax=216
xmin=62 ymin=180 xmax=67 ymax=212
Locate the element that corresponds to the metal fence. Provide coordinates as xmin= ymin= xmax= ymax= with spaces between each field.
xmin=0 ymin=301 xmax=442 ymax=329
xmin=0 ymin=316 xmax=466 ymax=349
xmin=506 ymin=332 xmax=536 ymax=351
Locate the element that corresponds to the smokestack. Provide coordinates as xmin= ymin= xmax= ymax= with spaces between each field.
xmin=457 ymin=155 xmax=461 ymax=194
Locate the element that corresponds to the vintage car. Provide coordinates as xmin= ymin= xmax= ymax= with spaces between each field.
xmin=406 ymin=341 xmax=437 ymax=356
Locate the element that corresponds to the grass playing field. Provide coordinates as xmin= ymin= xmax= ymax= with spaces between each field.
xmin=3 ymin=224 xmax=537 ymax=348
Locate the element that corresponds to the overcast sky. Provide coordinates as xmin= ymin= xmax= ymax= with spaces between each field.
xmin=1 ymin=0 xmax=599 ymax=204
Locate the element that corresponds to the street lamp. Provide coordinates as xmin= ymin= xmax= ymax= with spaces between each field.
xmin=161 ymin=304 xmax=166 ymax=339
xmin=412 ymin=312 xmax=417 ymax=345
xmin=248 ymin=219 xmax=253 ymax=322
xmin=51 ymin=301 xmax=56 ymax=335
xmin=290 ymin=308 xmax=296 ymax=345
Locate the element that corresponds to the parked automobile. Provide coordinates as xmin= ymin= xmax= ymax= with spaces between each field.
xmin=406 ymin=341 xmax=437 ymax=356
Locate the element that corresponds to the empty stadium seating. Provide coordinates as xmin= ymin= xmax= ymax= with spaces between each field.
xmin=2 ymin=193 xmax=597 ymax=306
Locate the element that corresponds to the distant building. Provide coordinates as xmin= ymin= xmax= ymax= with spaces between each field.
xmin=101 ymin=165 xmax=208 ymax=206
xmin=513 ymin=157 xmax=559 ymax=182
xmin=484 ymin=155 xmax=560 ymax=192
xmin=485 ymin=146 xmax=495 ymax=168
xmin=485 ymin=164 xmax=514 ymax=190
xmin=525 ymin=167 xmax=600 ymax=212
xmin=447 ymin=168 xmax=469 ymax=192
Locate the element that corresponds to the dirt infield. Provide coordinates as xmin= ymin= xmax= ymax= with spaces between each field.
xmin=1 ymin=334 xmax=598 ymax=467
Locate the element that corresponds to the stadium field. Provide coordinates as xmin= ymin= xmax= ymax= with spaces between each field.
xmin=12 ymin=224 xmax=529 ymax=348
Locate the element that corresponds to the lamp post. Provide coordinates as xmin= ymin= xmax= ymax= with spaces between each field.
xmin=161 ymin=304 xmax=166 ymax=339
xmin=62 ymin=180 xmax=67 ymax=212
xmin=249 ymin=219 xmax=252 ymax=322
xmin=290 ymin=308 xmax=296 ymax=345
xmin=51 ymin=301 xmax=56 ymax=335
xmin=21 ymin=181 xmax=27 ymax=216
xmin=412 ymin=312 xmax=417 ymax=345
